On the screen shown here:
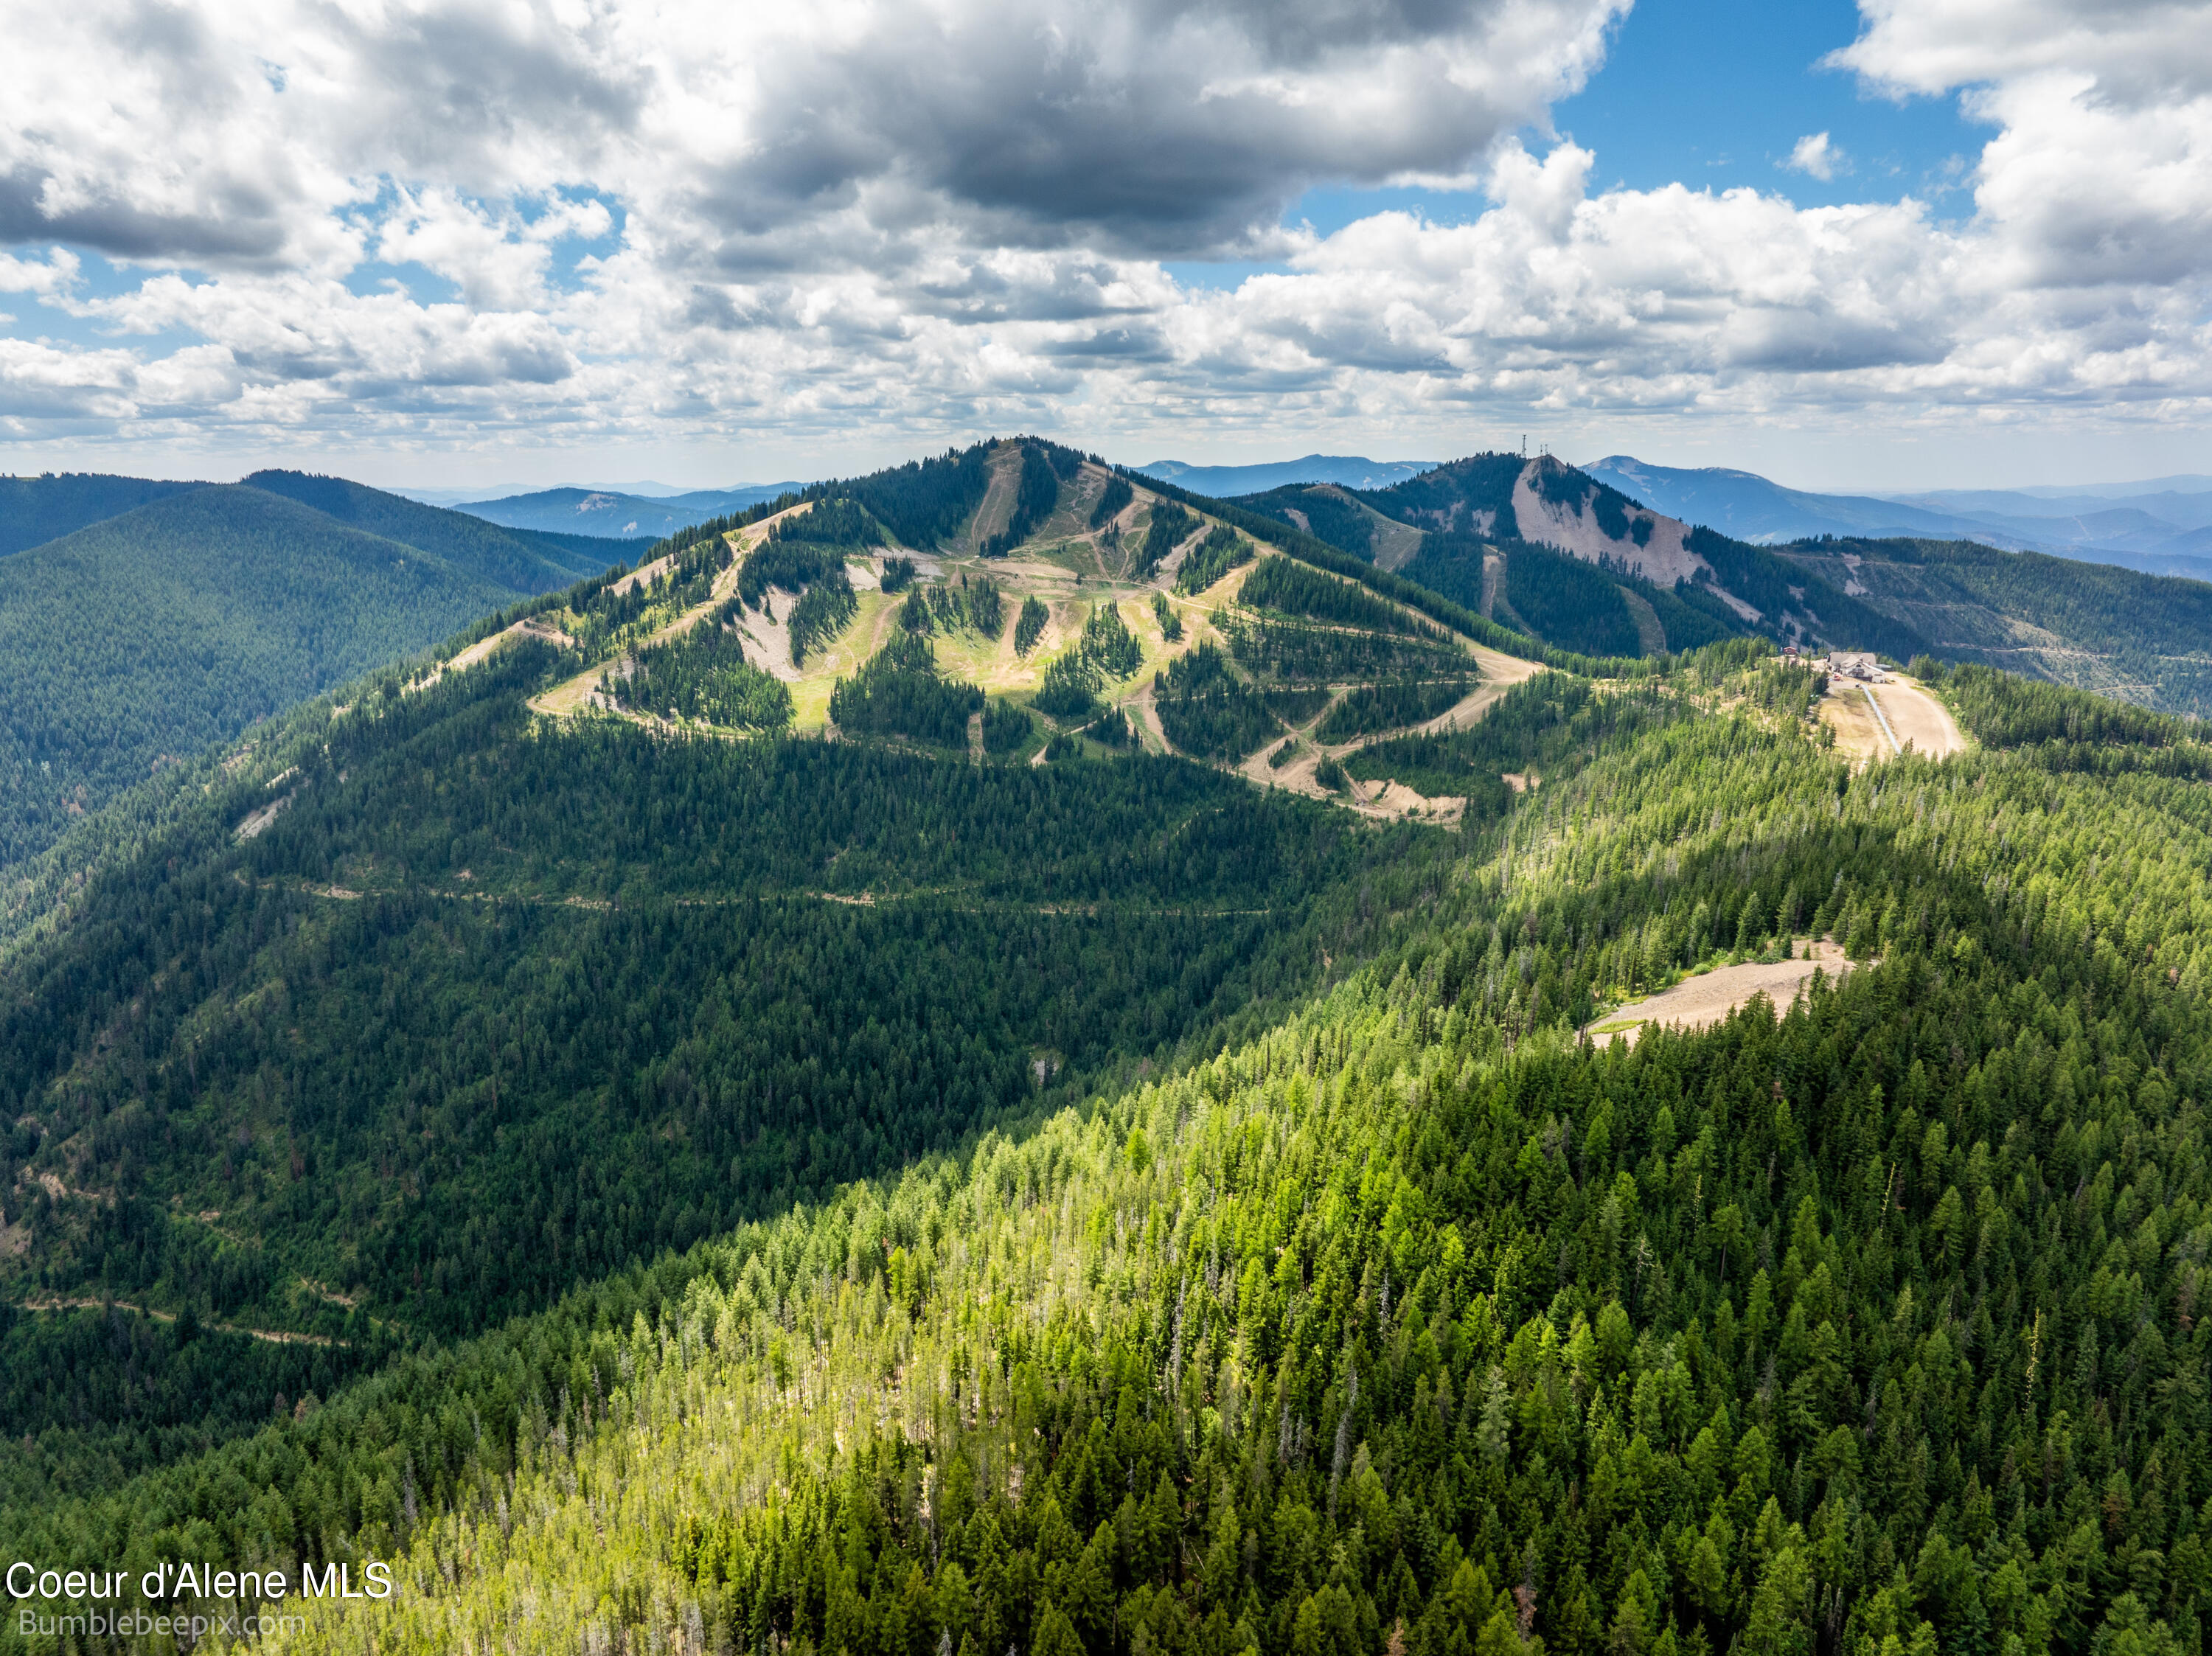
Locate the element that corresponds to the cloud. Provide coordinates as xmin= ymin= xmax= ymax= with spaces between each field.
xmin=1829 ymin=0 xmax=2212 ymax=101
xmin=1784 ymin=133 xmax=1846 ymax=181
xmin=0 ymin=248 xmax=79 ymax=296
xmin=0 ymin=0 xmax=2207 ymax=462
xmin=1832 ymin=0 xmax=2212 ymax=290
xmin=1 ymin=0 xmax=1623 ymax=270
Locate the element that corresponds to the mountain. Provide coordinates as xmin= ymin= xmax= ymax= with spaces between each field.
xmin=0 ymin=485 xmax=519 ymax=874
xmin=1231 ymin=452 xmax=1927 ymax=665
xmin=1580 ymin=455 xmax=2011 ymax=546
xmin=0 ymin=476 xmax=642 ymax=875
xmin=1586 ymin=456 xmax=2212 ymax=578
xmin=1136 ymin=453 xmax=1438 ymax=495
xmin=1230 ymin=451 xmax=2212 ymax=713
xmin=0 ymin=467 xmax=634 ymax=584
xmin=0 ymin=459 xmax=1468 ymax=1492
xmin=1996 ymin=472 xmax=2212 ymax=500
xmin=1874 ymin=484 xmax=2212 ymax=577
xmin=457 ymin=482 xmax=804 ymax=539
xmin=4 ymin=465 xmax=2208 ymax=1656
xmin=387 ymin=482 xmax=541 ymax=507
xmin=397 ymin=479 xmax=727 ymax=507
xmin=0 ymin=471 xmax=207 ymax=556
xmin=242 ymin=469 xmax=622 ymax=589
xmin=1224 ymin=482 xmax=1428 ymax=569
xmin=1885 ymin=484 xmax=2212 ymax=529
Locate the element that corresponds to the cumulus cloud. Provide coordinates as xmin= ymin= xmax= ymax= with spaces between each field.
xmin=0 ymin=248 xmax=79 ymax=297
xmin=1784 ymin=133 xmax=1846 ymax=181
xmin=1832 ymin=0 xmax=2212 ymax=291
xmin=0 ymin=0 xmax=2207 ymax=460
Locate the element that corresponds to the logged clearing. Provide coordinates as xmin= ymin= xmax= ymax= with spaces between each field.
xmin=968 ymin=446 xmax=1026 ymax=553
xmin=1369 ymin=514 xmax=1425 ymax=573
xmin=412 ymin=616 xmax=574 ymax=693
xmin=1463 ymin=643 xmax=1544 ymax=694
xmin=605 ymin=554 xmax=672 ymax=595
xmin=1619 ymin=586 xmax=1666 ymax=655
xmin=1584 ymin=939 xmax=1857 ymax=1048
xmin=1348 ymin=777 xmax=1464 ymax=824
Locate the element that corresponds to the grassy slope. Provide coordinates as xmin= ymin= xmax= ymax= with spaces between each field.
xmin=530 ymin=472 xmax=1274 ymax=753
xmin=0 ymin=485 xmax=517 ymax=871
xmin=533 ymin=446 xmax=1579 ymax=782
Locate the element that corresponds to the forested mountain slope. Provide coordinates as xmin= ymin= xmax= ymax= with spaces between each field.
xmin=5 ymin=650 xmax=2211 ymax=1656
xmin=0 ymin=547 xmax=1474 ymax=1546
xmin=6 ymin=438 xmax=2212 ymax=1656
xmin=0 ymin=486 xmax=526 ymax=873
xmin=1228 ymin=456 xmax=2212 ymax=714
xmin=1785 ymin=537 xmax=2212 ymax=715
xmin=0 ymin=479 xmax=639 ymax=877
xmin=240 ymin=470 xmax=624 ymax=591
xmin=0 ymin=471 xmax=206 ymax=556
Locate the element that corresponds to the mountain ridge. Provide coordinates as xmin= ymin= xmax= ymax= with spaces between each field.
xmin=1582 ymin=454 xmax=2034 ymax=548
xmin=0 ymin=471 xmax=210 ymax=556
xmin=1586 ymin=453 xmax=2212 ymax=578
xmin=458 ymin=481 xmax=805 ymax=540
xmin=2 ymin=574 xmax=2205 ymax=1656
xmin=1138 ymin=453 xmax=1437 ymax=495
xmin=0 ymin=473 xmax=641 ymax=875
xmin=1222 ymin=452 xmax=2212 ymax=712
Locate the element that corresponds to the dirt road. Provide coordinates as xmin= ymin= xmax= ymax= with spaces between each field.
xmin=1867 ymin=676 xmax=1966 ymax=758
xmin=1820 ymin=674 xmax=1966 ymax=764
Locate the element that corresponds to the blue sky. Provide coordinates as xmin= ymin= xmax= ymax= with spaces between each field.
xmin=1167 ymin=0 xmax=1987 ymax=291
xmin=1538 ymin=0 xmax=1983 ymax=209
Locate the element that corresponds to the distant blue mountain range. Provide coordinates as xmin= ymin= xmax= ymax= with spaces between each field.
xmin=1581 ymin=456 xmax=2212 ymax=581
xmin=455 ymin=483 xmax=804 ymax=540
xmin=1135 ymin=454 xmax=1436 ymax=495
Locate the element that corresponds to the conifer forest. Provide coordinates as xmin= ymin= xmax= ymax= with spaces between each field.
xmin=1 ymin=442 xmax=2210 ymax=1656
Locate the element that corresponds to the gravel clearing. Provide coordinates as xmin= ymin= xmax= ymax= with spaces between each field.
xmin=1585 ymin=939 xmax=1858 ymax=1048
